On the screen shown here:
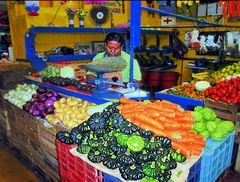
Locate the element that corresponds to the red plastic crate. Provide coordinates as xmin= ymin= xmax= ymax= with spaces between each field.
xmin=56 ymin=140 xmax=103 ymax=182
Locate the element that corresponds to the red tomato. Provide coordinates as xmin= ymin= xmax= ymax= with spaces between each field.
xmin=215 ymin=96 xmax=220 ymax=101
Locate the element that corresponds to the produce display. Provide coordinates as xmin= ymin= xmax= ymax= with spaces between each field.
xmin=192 ymin=106 xmax=235 ymax=141
xmin=39 ymin=66 xmax=60 ymax=77
xmin=166 ymin=82 xmax=206 ymax=100
xmin=117 ymin=98 xmax=206 ymax=157
xmin=46 ymin=97 xmax=95 ymax=128
xmin=210 ymin=62 xmax=240 ymax=81
xmin=42 ymin=76 xmax=96 ymax=91
xmin=57 ymin=103 xmax=187 ymax=181
xmin=4 ymin=83 xmax=38 ymax=108
xmin=204 ymin=76 xmax=240 ymax=104
xmin=22 ymin=86 xmax=61 ymax=118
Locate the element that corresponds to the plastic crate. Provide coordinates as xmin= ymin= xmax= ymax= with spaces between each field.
xmin=103 ymin=157 xmax=202 ymax=182
xmin=187 ymin=157 xmax=202 ymax=182
xmin=103 ymin=173 xmax=122 ymax=182
xmin=154 ymin=92 xmax=204 ymax=110
xmin=200 ymin=132 xmax=235 ymax=182
xmin=56 ymin=140 xmax=103 ymax=182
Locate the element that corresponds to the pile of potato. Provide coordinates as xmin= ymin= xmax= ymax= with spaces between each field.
xmin=45 ymin=97 xmax=95 ymax=128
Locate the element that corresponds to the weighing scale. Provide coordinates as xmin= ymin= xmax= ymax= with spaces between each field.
xmin=84 ymin=61 xmax=139 ymax=100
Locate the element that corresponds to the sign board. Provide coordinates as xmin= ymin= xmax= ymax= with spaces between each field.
xmin=161 ymin=16 xmax=176 ymax=26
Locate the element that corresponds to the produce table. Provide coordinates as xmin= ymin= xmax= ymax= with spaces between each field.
xmin=70 ymin=147 xmax=200 ymax=182
xmin=25 ymin=76 xmax=150 ymax=104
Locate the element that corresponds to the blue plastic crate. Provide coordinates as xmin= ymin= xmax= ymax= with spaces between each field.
xmin=200 ymin=132 xmax=235 ymax=182
xmin=187 ymin=157 xmax=202 ymax=182
xmin=104 ymin=173 xmax=121 ymax=182
xmin=154 ymin=92 xmax=204 ymax=110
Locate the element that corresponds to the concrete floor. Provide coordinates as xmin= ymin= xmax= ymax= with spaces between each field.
xmin=0 ymin=141 xmax=40 ymax=182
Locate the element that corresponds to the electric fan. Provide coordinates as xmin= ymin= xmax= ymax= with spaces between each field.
xmin=89 ymin=5 xmax=110 ymax=28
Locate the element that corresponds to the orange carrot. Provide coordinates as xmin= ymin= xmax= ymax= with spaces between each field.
xmin=119 ymin=97 xmax=137 ymax=105
xmin=193 ymin=139 xmax=206 ymax=147
xmin=117 ymin=103 xmax=141 ymax=110
xmin=190 ymin=145 xmax=204 ymax=155
xmin=130 ymin=118 xmax=167 ymax=137
xmin=121 ymin=108 xmax=145 ymax=115
xmin=134 ymin=113 xmax=164 ymax=130
xmin=172 ymin=141 xmax=192 ymax=157
xmin=160 ymin=100 xmax=183 ymax=111
xmin=145 ymin=103 xmax=175 ymax=112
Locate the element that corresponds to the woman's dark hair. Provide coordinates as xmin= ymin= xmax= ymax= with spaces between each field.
xmin=105 ymin=32 xmax=125 ymax=46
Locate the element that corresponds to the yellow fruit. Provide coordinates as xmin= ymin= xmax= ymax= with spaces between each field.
xmin=59 ymin=98 xmax=66 ymax=104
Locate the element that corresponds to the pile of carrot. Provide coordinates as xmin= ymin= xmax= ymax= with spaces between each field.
xmin=118 ymin=97 xmax=206 ymax=157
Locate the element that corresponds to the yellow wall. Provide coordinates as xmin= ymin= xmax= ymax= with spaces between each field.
xmin=7 ymin=1 xmax=240 ymax=83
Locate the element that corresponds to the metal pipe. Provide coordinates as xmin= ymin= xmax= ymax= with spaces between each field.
xmin=141 ymin=25 xmax=240 ymax=28
xmin=129 ymin=1 xmax=141 ymax=83
xmin=141 ymin=6 xmax=220 ymax=26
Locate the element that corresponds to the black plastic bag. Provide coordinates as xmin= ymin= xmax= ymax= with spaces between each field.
xmin=173 ymin=36 xmax=188 ymax=59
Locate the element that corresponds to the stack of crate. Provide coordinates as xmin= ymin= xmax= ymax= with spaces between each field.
xmin=0 ymin=64 xmax=35 ymax=89
xmin=205 ymin=99 xmax=240 ymax=143
xmin=2 ymin=97 xmax=68 ymax=181
xmin=235 ymin=113 xmax=240 ymax=144
xmin=0 ymin=89 xmax=10 ymax=141
xmin=36 ymin=121 xmax=67 ymax=182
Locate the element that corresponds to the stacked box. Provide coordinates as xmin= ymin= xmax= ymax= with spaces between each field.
xmin=56 ymin=140 xmax=103 ymax=182
xmin=37 ymin=121 xmax=70 ymax=181
xmin=0 ymin=64 xmax=35 ymax=90
xmin=0 ymin=89 xmax=8 ymax=109
xmin=200 ymin=132 xmax=235 ymax=182
xmin=235 ymin=113 xmax=240 ymax=144
xmin=204 ymin=99 xmax=239 ymax=122
xmin=0 ymin=108 xmax=10 ymax=139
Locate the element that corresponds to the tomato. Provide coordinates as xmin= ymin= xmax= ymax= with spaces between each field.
xmin=204 ymin=90 xmax=209 ymax=97
xmin=211 ymin=88 xmax=217 ymax=95
xmin=221 ymin=96 xmax=227 ymax=102
xmin=215 ymin=96 xmax=220 ymax=101
xmin=210 ymin=95 xmax=216 ymax=100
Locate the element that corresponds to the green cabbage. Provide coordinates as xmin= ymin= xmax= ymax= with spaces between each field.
xmin=193 ymin=122 xmax=205 ymax=132
xmin=195 ymin=81 xmax=210 ymax=91
xmin=206 ymin=121 xmax=217 ymax=132
xmin=217 ymin=121 xmax=235 ymax=133
xmin=199 ymin=130 xmax=210 ymax=138
xmin=214 ymin=118 xmax=222 ymax=125
xmin=60 ymin=66 xmax=75 ymax=78
xmin=202 ymin=108 xmax=214 ymax=121
xmin=192 ymin=111 xmax=203 ymax=122
xmin=194 ymin=106 xmax=204 ymax=112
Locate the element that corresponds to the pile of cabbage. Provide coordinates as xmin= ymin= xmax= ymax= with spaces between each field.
xmin=192 ymin=106 xmax=235 ymax=141
xmin=4 ymin=84 xmax=38 ymax=108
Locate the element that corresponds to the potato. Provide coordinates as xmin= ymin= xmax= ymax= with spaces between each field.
xmin=63 ymin=114 xmax=70 ymax=120
xmin=59 ymin=98 xmax=66 ymax=104
xmin=55 ymin=113 xmax=64 ymax=121
xmin=70 ymin=113 xmax=77 ymax=119
xmin=72 ymin=106 xmax=78 ymax=110
xmin=66 ymin=110 xmax=72 ymax=115
xmin=56 ymin=107 xmax=64 ymax=113
xmin=53 ymin=102 xmax=60 ymax=108
xmin=67 ymin=100 xmax=78 ymax=107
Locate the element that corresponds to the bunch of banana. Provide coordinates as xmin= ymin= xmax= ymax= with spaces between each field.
xmin=192 ymin=72 xmax=209 ymax=81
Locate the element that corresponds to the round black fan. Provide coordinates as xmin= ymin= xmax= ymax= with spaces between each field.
xmin=89 ymin=5 xmax=110 ymax=27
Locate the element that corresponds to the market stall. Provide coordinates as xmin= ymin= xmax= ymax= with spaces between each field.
xmin=0 ymin=0 xmax=240 ymax=182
